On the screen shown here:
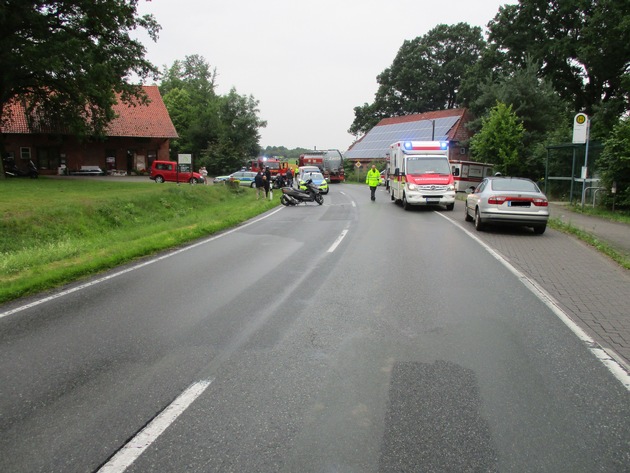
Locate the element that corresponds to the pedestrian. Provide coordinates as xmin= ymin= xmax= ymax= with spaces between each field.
xmin=366 ymin=164 xmax=380 ymax=201
xmin=263 ymin=173 xmax=270 ymax=199
xmin=199 ymin=166 xmax=208 ymax=185
xmin=265 ymin=166 xmax=271 ymax=183
xmin=255 ymin=170 xmax=264 ymax=199
xmin=285 ymin=168 xmax=293 ymax=188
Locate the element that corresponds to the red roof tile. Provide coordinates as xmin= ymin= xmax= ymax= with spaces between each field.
xmin=1 ymin=85 xmax=178 ymax=139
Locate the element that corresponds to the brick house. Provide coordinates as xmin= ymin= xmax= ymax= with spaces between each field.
xmin=1 ymin=85 xmax=178 ymax=175
xmin=344 ymin=108 xmax=474 ymax=164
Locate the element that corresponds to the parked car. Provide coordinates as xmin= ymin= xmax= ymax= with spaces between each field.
xmin=150 ymin=160 xmax=205 ymax=184
xmin=465 ymin=176 xmax=549 ymax=234
xmin=299 ymin=171 xmax=329 ymax=194
xmin=213 ymin=171 xmax=257 ymax=187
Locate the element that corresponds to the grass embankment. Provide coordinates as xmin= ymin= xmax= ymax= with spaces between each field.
xmin=0 ymin=178 xmax=278 ymax=304
xmin=548 ymin=203 xmax=630 ymax=270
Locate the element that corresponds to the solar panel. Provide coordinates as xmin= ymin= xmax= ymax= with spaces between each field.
xmin=345 ymin=116 xmax=460 ymax=160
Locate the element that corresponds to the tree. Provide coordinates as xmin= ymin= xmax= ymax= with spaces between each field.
xmin=208 ymin=89 xmax=266 ymax=174
xmin=465 ymin=58 xmax=572 ymax=178
xmin=598 ymin=117 xmax=630 ymax=209
xmin=0 ymin=0 xmax=160 ymax=178
xmin=159 ymin=56 xmax=266 ymax=174
xmin=349 ymin=23 xmax=485 ymax=136
xmin=486 ymin=0 xmax=630 ymax=136
xmin=470 ymin=102 xmax=526 ymax=177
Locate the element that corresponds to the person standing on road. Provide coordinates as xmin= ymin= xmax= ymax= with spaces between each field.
xmin=263 ymin=173 xmax=270 ymax=200
xmin=366 ymin=164 xmax=380 ymax=201
xmin=285 ymin=168 xmax=293 ymax=188
xmin=255 ymin=170 xmax=264 ymax=199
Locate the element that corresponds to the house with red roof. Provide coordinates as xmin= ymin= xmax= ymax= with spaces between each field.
xmin=1 ymin=85 xmax=178 ymax=175
xmin=344 ymin=108 xmax=474 ymax=164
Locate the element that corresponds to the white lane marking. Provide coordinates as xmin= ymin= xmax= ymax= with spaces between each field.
xmin=438 ymin=212 xmax=630 ymax=391
xmin=97 ymin=379 xmax=212 ymax=473
xmin=327 ymin=229 xmax=349 ymax=253
xmin=0 ymin=208 xmax=285 ymax=319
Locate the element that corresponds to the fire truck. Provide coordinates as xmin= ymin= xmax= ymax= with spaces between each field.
xmin=299 ymin=152 xmax=324 ymax=171
xmin=388 ymin=141 xmax=456 ymax=211
xmin=250 ymin=156 xmax=292 ymax=176
xmin=299 ymin=149 xmax=345 ymax=182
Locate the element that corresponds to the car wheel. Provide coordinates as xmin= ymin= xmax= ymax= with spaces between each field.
xmin=533 ymin=224 xmax=546 ymax=235
xmin=189 ymin=178 xmax=197 ymax=185
xmin=474 ymin=208 xmax=485 ymax=231
xmin=155 ymin=176 xmax=164 ymax=183
xmin=250 ymin=182 xmax=255 ymax=188
xmin=464 ymin=204 xmax=473 ymax=222
xmin=446 ymin=203 xmax=454 ymax=211
xmin=402 ymin=193 xmax=410 ymax=211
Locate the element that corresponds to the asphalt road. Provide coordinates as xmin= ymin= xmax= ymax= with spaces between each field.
xmin=0 ymin=184 xmax=628 ymax=472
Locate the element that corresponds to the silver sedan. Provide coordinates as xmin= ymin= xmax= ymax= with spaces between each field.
xmin=465 ymin=176 xmax=549 ymax=234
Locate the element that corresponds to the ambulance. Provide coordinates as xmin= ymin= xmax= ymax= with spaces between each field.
xmin=388 ymin=141 xmax=456 ymax=210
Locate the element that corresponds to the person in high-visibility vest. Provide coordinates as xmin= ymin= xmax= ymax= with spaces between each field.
xmin=365 ymin=164 xmax=380 ymax=201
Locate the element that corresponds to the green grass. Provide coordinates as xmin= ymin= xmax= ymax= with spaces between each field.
xmin=563 ymin=203 xmax=630 ymax=224
xmin=0 ymin=178 xmax=279 ymax=303
xmin=548 ymin=218 xmax=630 ymax=270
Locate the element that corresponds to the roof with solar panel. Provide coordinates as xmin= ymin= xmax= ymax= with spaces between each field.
xmin=345 ymin=108 xmax=472 ymax=160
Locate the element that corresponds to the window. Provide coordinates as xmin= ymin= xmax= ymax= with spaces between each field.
xmin=20 ymin=147 xmax=31 ymax=160
xmin=36 ymin=147 xmax=60 ymax=170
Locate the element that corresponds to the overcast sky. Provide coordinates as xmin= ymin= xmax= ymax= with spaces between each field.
xmin=135 ymin=0 xmax=515 ymax=152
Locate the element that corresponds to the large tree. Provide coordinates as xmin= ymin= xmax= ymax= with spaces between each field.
xmin=160 ymin=55 xmax=266 ymax=174
xmin=349 ymin=23 xmax=485 ymax=136
xmin=486 ymin=0 xmax=630 ymax=136
xmin=0 ymin=0 xmax=160 ymax=177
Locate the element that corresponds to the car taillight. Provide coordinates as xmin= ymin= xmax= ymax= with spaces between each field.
xmin=532 ymin=198 xmax=548 ymax=206
xmin=487 ymin=195 xmax=507 ymax=204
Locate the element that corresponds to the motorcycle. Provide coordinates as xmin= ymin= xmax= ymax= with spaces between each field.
xmin=280 ymin=179 xmax=324 ymax=206
xmin=3 ymin=157 xmax=38 ymax=178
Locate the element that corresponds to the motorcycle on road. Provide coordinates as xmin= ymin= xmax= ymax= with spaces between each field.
xmin=280 ymin=179 xmax=324 ymax=206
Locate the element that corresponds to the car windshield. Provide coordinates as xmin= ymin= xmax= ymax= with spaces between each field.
xmin=304 ymin=172 xmax=324 ymax=181
xmin=491 ymin=179 xmax=539 ymax=192
xmin=405 ymin=157 xmax=451 ymax=175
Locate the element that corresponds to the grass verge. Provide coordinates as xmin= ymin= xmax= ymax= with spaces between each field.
xmin=0 ymin=178 xmax=279 ymax=304
xmin=548 ymin=218 xmax=630 ymax=270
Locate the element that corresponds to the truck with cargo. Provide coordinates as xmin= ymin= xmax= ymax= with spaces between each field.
xmin=322 ymin=149 xmax=345 ymax=182
xmin=388 ymin=141 xmax=456 ymax=211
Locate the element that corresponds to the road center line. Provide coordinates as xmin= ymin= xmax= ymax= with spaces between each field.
xmin=327 ymin=229 xmax=349 ymax=253
xmin=97 ymin=379 xmax=212 ymax=473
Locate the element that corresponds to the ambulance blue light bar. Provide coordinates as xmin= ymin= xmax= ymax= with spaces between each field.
xmin=403 ymin=141 xmax=448 ymax=150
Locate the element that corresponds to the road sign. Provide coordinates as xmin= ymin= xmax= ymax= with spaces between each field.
xmin=355 ymin=161 xmax=361 ymax=168
xmin=573 ymin=113 xmax=588 ymax=144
